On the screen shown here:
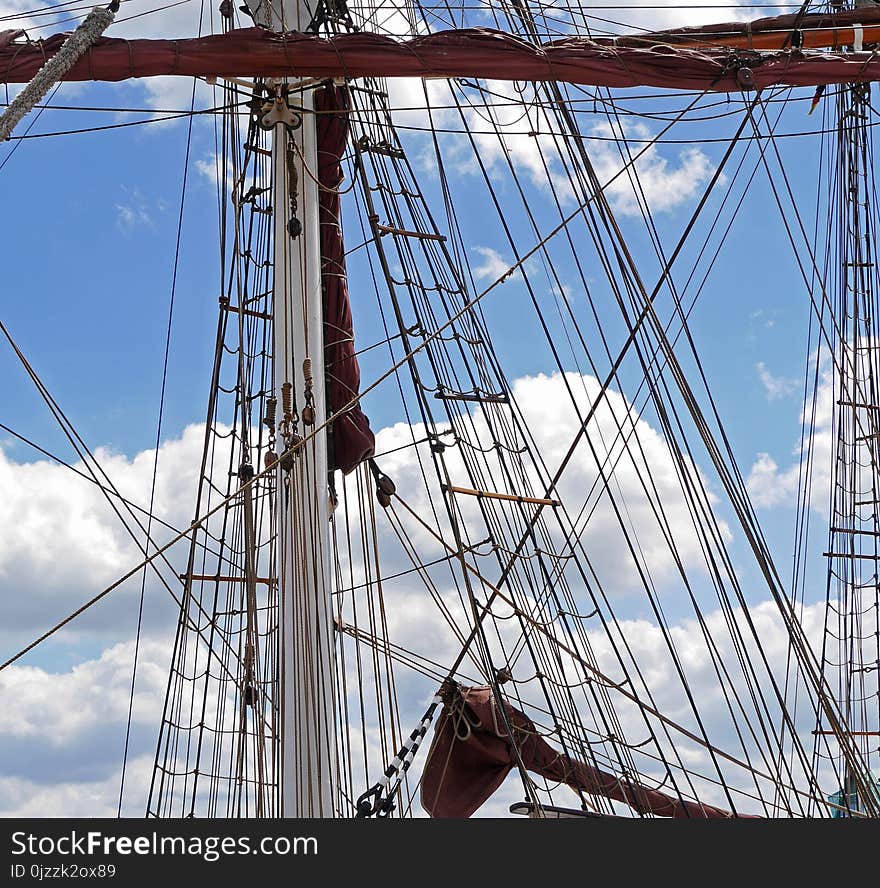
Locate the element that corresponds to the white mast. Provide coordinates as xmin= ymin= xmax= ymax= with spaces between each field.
xmin=248 ymin=0 xmax=337 ymax=817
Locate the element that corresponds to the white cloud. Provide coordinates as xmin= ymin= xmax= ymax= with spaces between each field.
xmin=746 ymin=452 xmax=800 ymax=509
xmin=0 ymin=371 xmax=844 ymax=817
xmin=0 ymin=640 xmax=165 ymax=747
xmin=0 ymin=755 xmax=154 ymax=817
xmin=362 ymin=371 xmax=727 ymax=601
xmin=756 ymin=361 xmax=799 ymax=402
xmin=471 ymin=245 xmax=513 ymax=282
xmin=562 ymin=0 xmax=751 ymax=34
xmin=586 ymin=121 xmax=716 ymax=217
xmin=0 ymin=372 xmax=720 ymax=646
xmin=746 ymin=353 xmax=833 ymax=512
xmin=115 ymin=186 xmax=156 ymax=231
xmin=0 ymin=591 xmax=846 ymax=817
xmin=0 ymin=0 xmax=39 ymax=35
xmin=391 ymin=78 xmax=718 ymax=221
xmin=0 ymin=638 xmax=168 ymax=816
xmin=0 ymin=422 xmax=231 ymax=646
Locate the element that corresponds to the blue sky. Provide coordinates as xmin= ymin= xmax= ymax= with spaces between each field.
xmin=0 ymin=0 xmax=860 ymax=816
xmin=1 ymin=83 xmax=815 ymax=472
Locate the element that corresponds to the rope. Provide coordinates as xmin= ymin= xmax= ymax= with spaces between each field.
xmin=0 ymin=2 xmax=118 ymax=142
xmin=355 ymin=694 xmax=443 ymax=817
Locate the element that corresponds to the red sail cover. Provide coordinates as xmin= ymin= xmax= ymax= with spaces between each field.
xmin=3 ymin=27 xmax=880 ymax=91
xmin=315 ymin=83 xmax=374 ymax=474
xmin=609 ymin=7 xmax=880 ymax=47
xmin=421 ymin=685 xmax=740 ymax=818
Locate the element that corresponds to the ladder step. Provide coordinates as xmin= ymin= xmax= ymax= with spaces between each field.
xmin=830 ymin=526 xmax=880 ymax=538
xmin=812 ymin=730 xmax=880 ymax=736
xmin=822 ymin=552 xmax=880 ymax=560
xmin=837 ymin=400 xmax=880 ymax=410
xmin=357 ymin=136 xmax=404 ymax=158
xmin=181 ymin=573 xmax=276 ymax=585
xmin=245 ymin=143 xmax=272 ymax=157
xmin=371 ymin=218 xmax=447 ymax=242
xmin=435 ymin=390 xmax=508 ymax=404
xmin=443 ymin=485 xmax=559 ymax=507
xmin=220 ymin=299 xmax=272 ymax=322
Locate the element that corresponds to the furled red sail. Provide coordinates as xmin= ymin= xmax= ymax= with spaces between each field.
xmin=421 ymin=684 xmax=740 ymax=818
xmin=3 ymin=27 xmax=880 ymax=91
xmin=610 ymin=8 xmax=880 ymax=50
xmin=315 ymin=82 xmax=374 ymax=474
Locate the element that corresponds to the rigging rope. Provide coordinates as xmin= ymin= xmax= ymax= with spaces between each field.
xmin=0 ymin=1 xmax=118 ymax=142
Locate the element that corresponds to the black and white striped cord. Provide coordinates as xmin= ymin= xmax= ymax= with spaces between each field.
xmin=355 ymin=695 xmax=442 ymax=818
xmin=0 ymin=1 xmax=119 ymax=142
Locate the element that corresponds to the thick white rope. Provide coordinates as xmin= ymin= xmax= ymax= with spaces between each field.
xmin=0 ymin=3 xmax=117 ymax=142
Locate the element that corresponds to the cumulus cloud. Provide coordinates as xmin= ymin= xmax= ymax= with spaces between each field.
xmin=355 ymin=371 xmax=729 ymax=606
xmin=0 ymin=371 xmax=721 ymax=809
xmin=585 ymin=121 xmax=716 ymax=217
xmin=746 ymin=354 xmax=834 ymax=512
xmin=0 ymin=756 xmax=155 ymax=817
xmin=0 ymin=639 xmax=169 ymax=815
xmin=0 ymin=371 xmax=839 ymax=817
xmin=0 ymin=590 xmax=843 ymax=817
xmin=746 ymin=452 xmax=801 ymax=509
xmin=471 ymin=245 xmax=514 ymax=282
xmin=0 ymin=422 xmax=232 ymax=647
xmin=756 ymin=361 xmax=799 ymax=402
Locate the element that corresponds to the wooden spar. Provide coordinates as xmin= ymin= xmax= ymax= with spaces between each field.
xmin=444 ymin=484 xmax=560 ymax=507
xmin=610 ymin=9 xmax=880 ymax=51
xmin=645 ymin=24 xmax=880 ymax=52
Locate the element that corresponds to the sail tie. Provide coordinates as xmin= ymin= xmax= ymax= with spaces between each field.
xmin=0 ymin=2 xmax=118 ymax=142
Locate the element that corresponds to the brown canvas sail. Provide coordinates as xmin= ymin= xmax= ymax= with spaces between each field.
xmin=421 ymin=685 xmax=741 ymax=818
xmin=315 ymin=82 xmax=375 ymax=474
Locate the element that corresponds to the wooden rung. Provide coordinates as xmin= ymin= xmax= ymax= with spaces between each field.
xmin=830 ymin=526 xmax=880 ymax=538
xmin=245 ymin=143 xmax=272 ymax=157
xmin=444 ymin=485 xmax=559 ymax=507
xmin=812 ymin=730 xmax=880 ymax=736
xmin=372 ymin=220 xmax=446 ymax=242
xmin=837 ymin=400 xmax=880 ymax=410
xmin=349 ymin=85 xmax=390 ymax=99
xmin=357 ymin=138 xmax=403 ymax=158
xmin=181 ymin=573 xmax=276 ymax=585
xmin=222 ymin=301 xmax=272 ymax=321
xmin=434 ymin=390 xmax=508 ymax=404
xmin=822 ymin=552 xmax=880 ymax=560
